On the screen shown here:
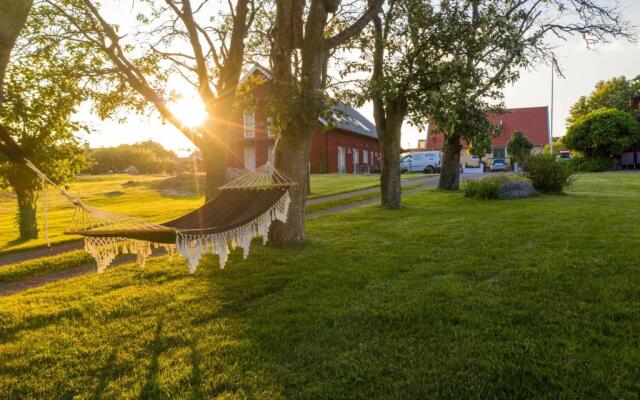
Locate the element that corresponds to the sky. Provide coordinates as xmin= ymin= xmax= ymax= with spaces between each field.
xmin=79 ymin=0 xmax=640 ymax=155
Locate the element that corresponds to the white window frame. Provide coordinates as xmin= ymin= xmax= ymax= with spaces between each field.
xmin=243 ymin=112 xmax=255 ymax=138
xmin=244 ymin=146 xmax=256 ymax=170
xmin=363 ymin=149 xmax=369 ymax=164
xmin=352 ymin=148 xmax=359 ymax=174
xmin=338 ymin=146 xmax=346 ymax=174
xmin=267 ymin=117 xmax=274 ymax=138
xmin=492 ymin=147 xmax=506 ymax=160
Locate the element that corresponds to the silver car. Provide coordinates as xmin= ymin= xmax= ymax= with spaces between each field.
xmin=490 ymin=159 xmax=509 ymax=172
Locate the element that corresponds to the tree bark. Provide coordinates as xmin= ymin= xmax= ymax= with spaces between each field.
xmin=15 ymin=186 xmax=38 ymax=240
xmin=370 ymin=14 xmax=408 ymax=209
xmin=199 ymin=136 xmax=227 ymax=200
xmin=267 ymin=0 xmax=383 ymax=244
xmin=269 ymin=132 xmax=312 ymax=244
xmin=0 ymin=0 xmax=32 ymax=104
xmin=379 ymin=115 xmax=403 ymax=208
xmin=438 ymin=134 xmax=462 ymax=190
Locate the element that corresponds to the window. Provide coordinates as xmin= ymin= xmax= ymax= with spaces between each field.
xmin=352 ymin=148 xmax=359 ymax=174
xmin=267 ymin=117 xmax=274 ymax=138
xmin=244 ymin=146 xmax=256 ymax=170
xmin=492 ymin=147 xmax=506 ymax=160
xmin=337 ymin=146 xmax=346 ymax=173
xmin=243 ymin=112 xmax=255 ymax=138
xmin=268 ymin=145 xmax=275 ymax=165
xmin=363 ymin=150 xmax=369 ymax=164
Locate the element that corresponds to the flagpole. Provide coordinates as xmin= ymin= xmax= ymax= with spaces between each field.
xmin=550 ymin=58 xmax=554 ymax=155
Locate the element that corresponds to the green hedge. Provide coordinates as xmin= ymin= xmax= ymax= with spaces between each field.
xmin=569 ymin=157 xmax=611 ymax=172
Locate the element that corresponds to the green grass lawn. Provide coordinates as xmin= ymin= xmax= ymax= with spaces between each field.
xmin=1 ymin=172 xmax=639 ymax=398
xmin=0 ymin=173 xmax=424 ymax=253
xmin=307 ymin=172 xmax=429 ymax=199
xmin=0 ymin=251 xmax=92 ymax=285
xmin=0 ymin=174 xmax=202 ymax=254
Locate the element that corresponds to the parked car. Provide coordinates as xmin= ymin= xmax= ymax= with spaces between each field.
xmin=400 ymin=151 xmax=441 ymax=173
xmin=556 ymin=150 xmax=573 ymax=162
xmin=490 ymin=158 xmax=509 ymax=172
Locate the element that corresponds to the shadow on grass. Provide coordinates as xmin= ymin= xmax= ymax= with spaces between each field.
xmin=0 ymin=307 xmax=84 ymax=344
xmin=189 ymin=340 xmax=204 ymax=400
xmin=91 ymin=348 xmax=118 ymax=399
xmin=139 ymin=319 xmax=164 ymax=399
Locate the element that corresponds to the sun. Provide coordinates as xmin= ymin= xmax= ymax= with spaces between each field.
xmin=169 ymin=96 xmax=207 ymax=128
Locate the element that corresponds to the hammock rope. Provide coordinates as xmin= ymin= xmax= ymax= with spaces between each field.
xmin=24 ymin=160 xmax=294 ymax=273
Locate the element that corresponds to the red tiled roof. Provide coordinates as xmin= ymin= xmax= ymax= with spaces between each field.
xmin=426 ymin=106 xmax=549 ymax=150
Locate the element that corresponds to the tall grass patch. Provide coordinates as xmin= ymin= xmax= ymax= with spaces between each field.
xmin=462 ymin=174 xmax=529 ymax=200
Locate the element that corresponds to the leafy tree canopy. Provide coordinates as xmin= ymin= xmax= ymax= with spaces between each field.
xmin=468 ymin=134 xmax=492 ymax=161
xmin=507 ymin=131 xmax=534 ymax=164
xmin=565 ymin=108 xmax=640 ymax=159
xmin=0 ymin=5 xmax=98 ymax=189
xmin=87 ymin=141 xmax=177 ymax=175
xmin=0 ymin=3 xmax=98 ymax=239
xmin=568 ymin=76 xmax=640 ymax=126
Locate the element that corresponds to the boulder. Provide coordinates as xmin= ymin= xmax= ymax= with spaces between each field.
xmin=497 ymin=180 xmax=536 ymax=199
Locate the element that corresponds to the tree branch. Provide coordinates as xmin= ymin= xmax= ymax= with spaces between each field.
xmin=325 ymin=0 xmax=384 ymax=49
xmin=164 ymin=0 xmax=217 ymax=108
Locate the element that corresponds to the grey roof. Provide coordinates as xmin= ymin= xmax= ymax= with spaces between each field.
xmin=240 ymin=67 xmax=377 ymax=139
xmin=320 ymin=102 xmax=378 ymax=139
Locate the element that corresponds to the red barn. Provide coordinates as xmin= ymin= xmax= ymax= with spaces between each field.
xmin=426 ymin=106 xmax=550 ymax=164
xmin=228 ymin=67 xmax=380 ymax=174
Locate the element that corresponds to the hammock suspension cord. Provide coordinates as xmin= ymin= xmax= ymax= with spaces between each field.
xmin=22 ymin=159 xmax=294 ymax=273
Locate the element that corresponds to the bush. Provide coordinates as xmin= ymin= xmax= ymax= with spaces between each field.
xmin=569 ymin=157 xmax=611 ymax=172
xmin=565 ymin=108 xmax=640 ymax=159
xmin=522 ymin=155 xmax=574 ymax=194
xmin=463 ymin=174 xmax=530 ymax=200
xmin=86 ymin=141 xmax=177 ymax=174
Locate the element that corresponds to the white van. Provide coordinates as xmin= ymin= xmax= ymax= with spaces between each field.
xmin=400 ymin=151 xmax=441 ymax=173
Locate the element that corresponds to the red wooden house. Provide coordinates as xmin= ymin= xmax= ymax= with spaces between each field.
xmin=425 ymin=106 xmax=550 ymax=164
xmin=227 ymin=67 xmax=380 ymax=174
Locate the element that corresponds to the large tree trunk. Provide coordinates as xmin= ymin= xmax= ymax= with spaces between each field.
xmin=370 ymin=15 xmax=408 ymax=209
xmin=0 ymin=0 xmax=32 ymax=103
xmin=379 ymin=116 xmax=403 ymax=208
xmin=268 ymin=0 xmax=381 ymax=244
xmin=15 ymin=186 xmax=38 ymax=240
xmin=438 ymin=134 xmax=462 ymax=190
xmin=201 ymin=146 xmax=226 ymax=201
xmin=269 ymin=132 xmax=313 ymax=244
xmin=199 ymin=119 xmax=228 ymax=201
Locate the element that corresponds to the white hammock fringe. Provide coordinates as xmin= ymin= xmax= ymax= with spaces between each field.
xmin=83 ymin=190 xmax=291 ymax=274
xmin=176 ymin=190 xmax=291 ymax=273
xmin=84 ymin=237 xmax=175 ymax=273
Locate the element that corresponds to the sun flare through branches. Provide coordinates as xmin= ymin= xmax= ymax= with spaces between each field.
xmin=169 ymin=97 xmax=207 ymax=128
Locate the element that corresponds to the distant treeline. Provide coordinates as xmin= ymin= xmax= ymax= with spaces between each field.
xmin=85 ymin=141 xmax=178 ymax=174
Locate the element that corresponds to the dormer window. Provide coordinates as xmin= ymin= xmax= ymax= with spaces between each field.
xmin=243 ymin=112 xmax=255 ymax=138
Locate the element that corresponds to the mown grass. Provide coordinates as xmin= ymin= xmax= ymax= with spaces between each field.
xmin=307 ymin=172 xmax=430 ymax=199
xmin=0 ymin=174 xmax=202 ymax=254
xmin=0 ymin=173 xmax=425 ymax=253
xmin=0 ymin=250 xmax=92 ymax=285
xmin=305 ymin=183 xmax=425 ymax=214
xmin=0 ymin=172 xmax=639 ymax=398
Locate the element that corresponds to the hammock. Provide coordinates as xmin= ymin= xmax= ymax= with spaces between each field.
xmin=24 ymin=160 xmax=294 ymax=273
